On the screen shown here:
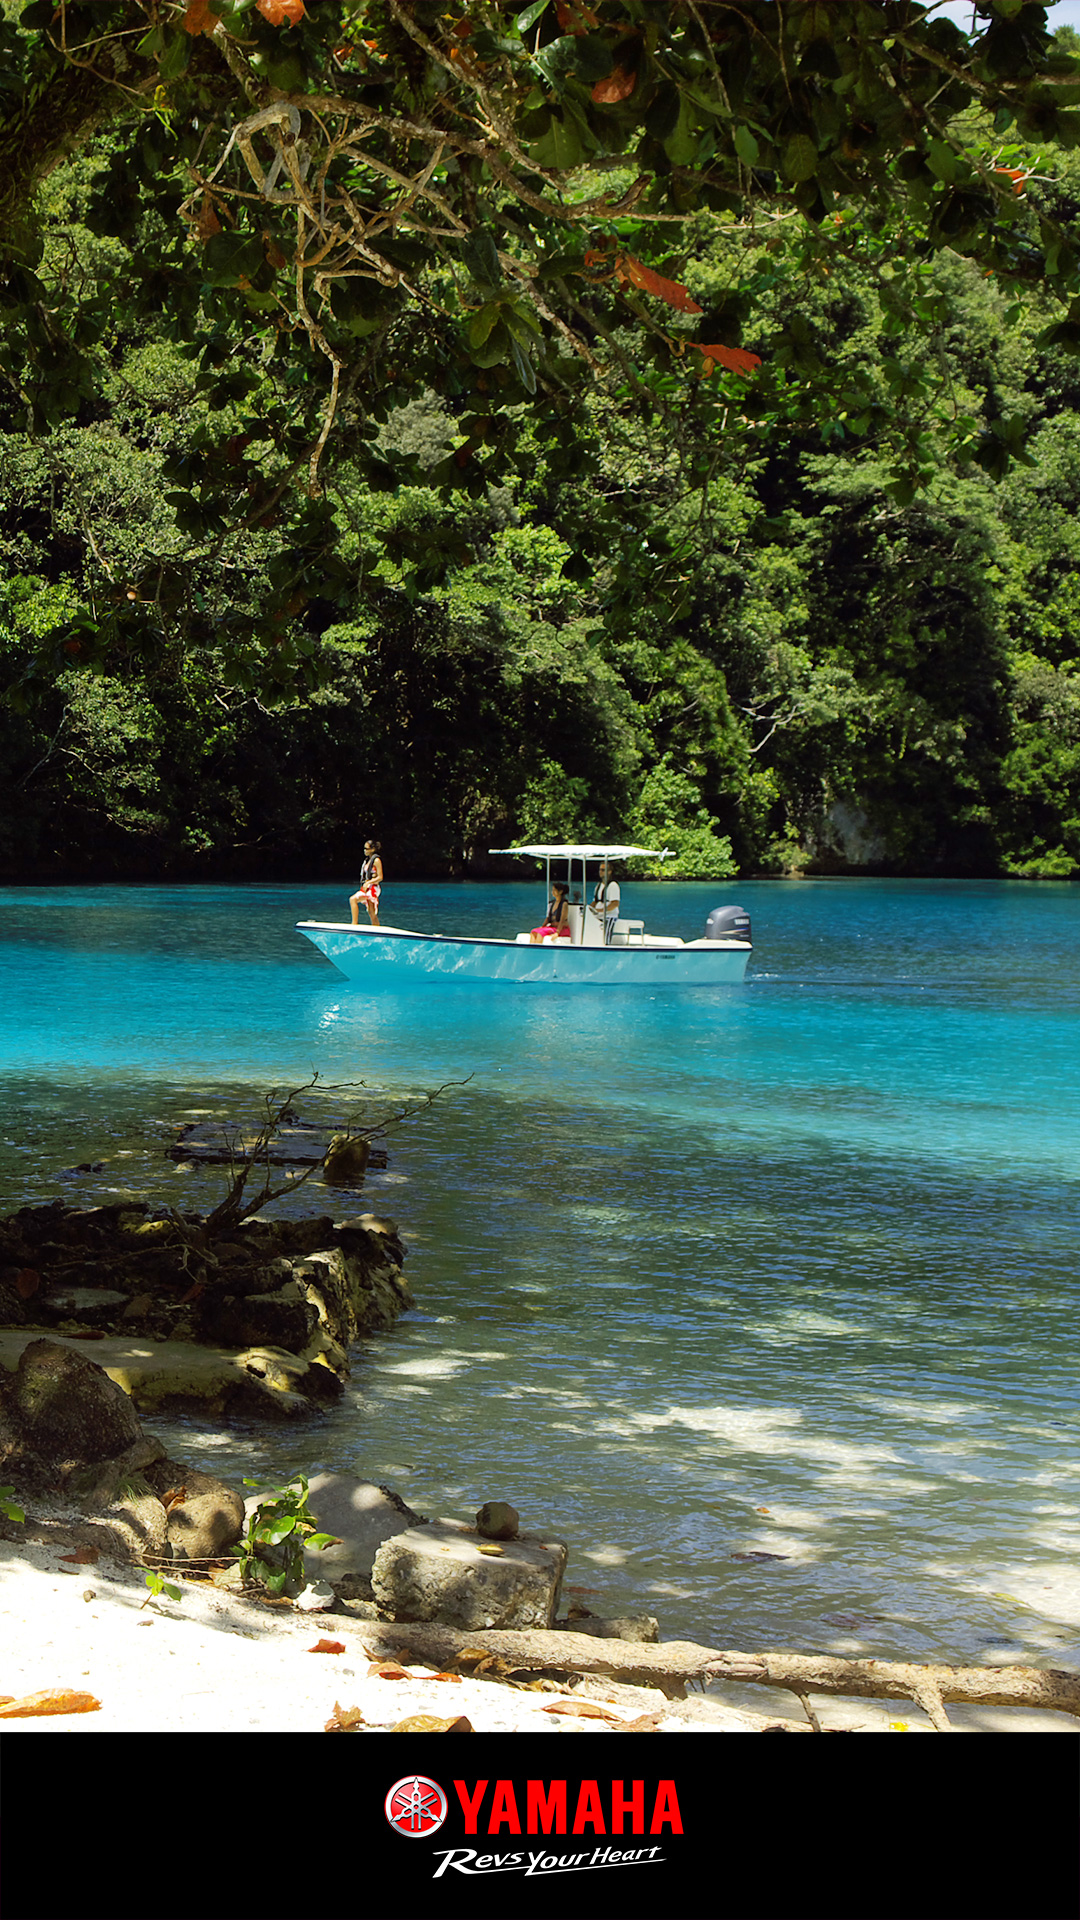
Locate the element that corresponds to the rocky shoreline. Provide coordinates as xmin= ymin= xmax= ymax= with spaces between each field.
xmin=0 ymin=1198 xmax=667 ymax=1660
xmin=0 ymin=1197 xmax=411 ymax=1419
xmin=4 ymin=1200 xmax=1079 ymax=1736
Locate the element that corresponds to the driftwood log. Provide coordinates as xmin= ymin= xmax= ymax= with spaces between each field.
xmin=351 ymin=1622 xmax=722 ymax=1698
xmin=350 ymin=1621 xmax=1080 ymax=1728
xmin=704 ymin=1650 xmax=1080 ymax=1731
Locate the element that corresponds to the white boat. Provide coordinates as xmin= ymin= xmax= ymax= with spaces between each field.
xmin=296 ymin=843 xmax=752 ymax=987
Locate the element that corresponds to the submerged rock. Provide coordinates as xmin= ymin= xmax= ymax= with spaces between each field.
xmin=323 ymin=1136 xmax=370 ymax=1185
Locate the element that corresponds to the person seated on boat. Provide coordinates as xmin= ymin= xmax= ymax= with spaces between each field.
xmin=589 ymin=861 xmax=621 ymax=943
xmin=350 ymin=840 xmax=383 ymax=928
xmin=529 ymin=881 xmax=571 ymax=943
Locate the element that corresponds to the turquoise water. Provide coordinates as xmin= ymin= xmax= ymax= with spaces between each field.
xmin=2 ymin=877 xmax=1079 ymax=1666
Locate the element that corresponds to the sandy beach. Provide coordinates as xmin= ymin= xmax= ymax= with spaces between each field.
xmin=2 ymin=1531 xmax=1077 ymax=1737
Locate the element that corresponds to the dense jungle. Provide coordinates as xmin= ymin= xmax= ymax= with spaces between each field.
xmin=2 ymin=1 xmax=1080 ymax=880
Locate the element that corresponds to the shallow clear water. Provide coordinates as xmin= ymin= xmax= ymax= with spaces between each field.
xmin=2 ymin=876 xmax=1079 ymax=1666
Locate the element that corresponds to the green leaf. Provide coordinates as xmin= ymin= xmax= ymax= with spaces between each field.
xmin=510 ymin=336 xmax=537 ymax=393
xmin=782 ymin=134 xmax=819 ymax=183
xmin=797 ymin=1 xmax=834 ymax=42
xmin=927 ymin=139 xmax=958 ymax=183
xmin=19 ymin=2 xmax=60 ymax=30
xmin=201 ymin=232 xmax=267 ymax=287
xmin=528 ymin=113 xmax=584 ymax=168
xmin=254 ymin=1513 xmax=298 ymax=1545
xmin=468 ymin=300 xmax=503 ymax=348
xmin=460 ymin=230 xmax=502 ymax=290
xmin=504 ymin=301 xmax=542 ymax=344
xmin=515 ymin=0 xmax=550 ymax=34
xmin=734 ymin=125 xmax=760 ymax=167
xmin=328 ymin=280 xmax=386 ymax=336
xmin=572 ymin=33 xmax=614 ymax=83
xmin=158 ymin=30 xmax=191 ymax=81
xmin=663 ymin=95 xmax=699 ymax=167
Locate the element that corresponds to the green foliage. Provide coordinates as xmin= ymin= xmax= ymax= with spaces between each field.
xmin=627 ymin=758 xmax=736 ymax=878
xmin=143 ymin=1568 xmax=183 ymax=1605
xmin=234 ymin=1473 xmax=339 ymax=1597
xmin=0 ymin=1485 xmax=25 ymax=1525
xmin=3 ymin=27 xmax=1080 ymax=881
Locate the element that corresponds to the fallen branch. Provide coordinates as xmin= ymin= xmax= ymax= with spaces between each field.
xmin=201 ymin=1071 xmax=470 ymax=1232
xmin=704 ymin=1649 xmax=1080 ymax=1731
xmin=351 ymin=1622 xmax=726 ymax=1698
xmin=348 ymin=1624 xmax=1080 ymax=1726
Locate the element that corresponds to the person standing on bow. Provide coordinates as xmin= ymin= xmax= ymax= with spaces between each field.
xmin=589 ymin=860 xmax=620 ymax=943
xmin=350 ymin=839 xmax=384 ymax=928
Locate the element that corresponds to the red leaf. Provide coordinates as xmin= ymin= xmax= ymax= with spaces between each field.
xmin=182 ymin=0 xmax=221 ymax=32
xmin=60 ymin=1546 xmax=100 ymax=1565
xmin=618 ymin=255 xmax=703 ymax=314
xmin=591 ymin=67 xmax=636 ymax=104
xmin=15 ymin=1269 xmax=39 ymax=1299
xmin=690 ymin=341 xmax=762 ymax=377
xmin=556 ymin=0 xmax=599 ymax=31
xmin=309 ymin=1639 xmax=346 ymax=1655
xmin=256 ymin=0 xmax=305 ymax=24
xmin=194 ymin=193 xmax=222 ymax=242
xmin=66 ymin=1329 xmax=105 ymax=1341
xmin=367 ymin=1659 xmax=410 ymax=1679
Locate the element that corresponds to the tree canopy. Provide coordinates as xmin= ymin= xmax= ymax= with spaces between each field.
xmin=3 ymin=4 xmax=1080 ymax=579
xmin=3 ymin=2 xmax=1080 ymax=880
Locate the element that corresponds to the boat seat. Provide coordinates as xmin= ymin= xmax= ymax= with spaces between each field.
xmin=610 ymin=918 xmax=645 ymax=945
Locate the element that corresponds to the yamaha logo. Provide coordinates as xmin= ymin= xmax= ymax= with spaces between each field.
xmin=385 ymin=1775 xmax=449 ymax=1838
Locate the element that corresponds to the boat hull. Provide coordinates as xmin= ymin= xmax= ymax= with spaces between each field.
xmin=296 ymin=922 xmax=751 ymax=986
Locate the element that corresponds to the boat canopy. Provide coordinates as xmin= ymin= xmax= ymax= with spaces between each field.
xmin=488 ymin=843 xmax=671 ymax=860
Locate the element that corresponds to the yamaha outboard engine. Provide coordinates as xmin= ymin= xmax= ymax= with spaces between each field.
xmin=705 ymin=904 xmax=751 ymax=944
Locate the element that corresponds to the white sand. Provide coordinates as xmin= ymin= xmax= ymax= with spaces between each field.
xmin=0 ymin=1536 xmax=758 ymax=1734
xmin=2 ymin=1535 xmax=1076 ymax=1735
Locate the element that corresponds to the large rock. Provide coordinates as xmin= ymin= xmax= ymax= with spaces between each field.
xmin=197 ymin=1216 xmax=413 ymax=1366
xmin=372 ymin=1519 xmax=567 ymax=1631
xmin=298 ymin=1474 xmax=424 ymax=1593
xmin=11 ymin=1337 xmax=143 ymax=1466
xmin=145 ymin=1461 xmax=246 ymax=1562
xmin=0 ymin=1329 xmax=342 ymax=1421
xmin=0 ymin=1337 xmax=244 ymax=1568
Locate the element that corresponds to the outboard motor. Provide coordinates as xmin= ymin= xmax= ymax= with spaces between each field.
xmin=705 ymin=904 xmax=751 ymax=945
